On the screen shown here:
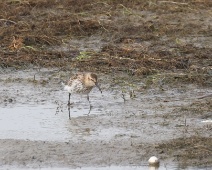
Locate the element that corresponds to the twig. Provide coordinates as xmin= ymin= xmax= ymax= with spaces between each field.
xmin=121 ymin=92 xmax=126 ymax=103
xmin=158 ymin=1 xmax=189 ymax=5
xmin=0 ymin=19 xmax=17 ymax=25
xmin=197 ymin=94 xmax=212 ymax=99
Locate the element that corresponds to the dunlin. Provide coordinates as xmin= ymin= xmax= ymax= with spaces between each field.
xmin=62 ymin=73 xmax=102 ymax=118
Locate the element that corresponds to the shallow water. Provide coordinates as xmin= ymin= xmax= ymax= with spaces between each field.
xmin=0 ymin=103 xmax=127 ymax=142
xmin=0 ymin=68 xmax=211 ymax=142
xmin=0 ymin=104 xmax=68 ymax=141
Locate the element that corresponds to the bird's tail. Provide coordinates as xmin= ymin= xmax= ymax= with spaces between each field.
xmin=60 ymin=81 xmax=66 ymax=89
xmin=60 ymin=81 xmax=71 ymax=92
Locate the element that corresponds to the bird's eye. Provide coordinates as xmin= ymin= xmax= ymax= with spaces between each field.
xmin=91 ymin=79 xmax=96 ymax=83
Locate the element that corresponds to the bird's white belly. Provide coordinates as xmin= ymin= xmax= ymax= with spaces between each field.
xmin=64 ymin=80 xmax=85 ymax=94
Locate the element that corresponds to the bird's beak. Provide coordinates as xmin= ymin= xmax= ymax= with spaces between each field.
xmin=95 ymin=82 xmax=102 ymax=93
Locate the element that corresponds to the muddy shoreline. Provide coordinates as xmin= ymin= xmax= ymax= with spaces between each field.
xmin=0 ymin=68 xmax=212 ymax=169
xmin=0 ymin=136 xmax=211 ymax=169
xmin=0 ymin=0 xmax=212 ymax=169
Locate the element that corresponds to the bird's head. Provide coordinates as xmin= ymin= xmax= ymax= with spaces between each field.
xmin=86 ymin=73 xmax=102 ymax=93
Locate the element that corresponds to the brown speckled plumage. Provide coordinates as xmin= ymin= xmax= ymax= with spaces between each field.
xmin=63 ymin=72 xmax=102 ymax=118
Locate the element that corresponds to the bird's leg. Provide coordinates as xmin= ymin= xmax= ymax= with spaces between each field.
xmin=68 ymin=93 xmax=71 ymax=106
xmin=68 ymin=105 xmax=71 ymax=120
xmin=67 ymin=93 xmax=71 ymax=119
xmin=87 ymin=94 xmax=92 ymax=115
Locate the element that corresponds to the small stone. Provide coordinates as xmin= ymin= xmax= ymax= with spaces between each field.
xmin=148 ymin=156 xmax=159 ymax=166
xmin=8 ymin=98 xmax=13 ymax=103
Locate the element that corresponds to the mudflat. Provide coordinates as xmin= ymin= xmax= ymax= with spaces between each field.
xmin=0 ymin=0 xmax=211 ymax=169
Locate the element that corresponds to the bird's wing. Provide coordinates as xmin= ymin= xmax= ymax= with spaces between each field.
xmin=67 ymin=73 xmax=84 ymax=86
xmin=65 ymin=74 xmax=84 ymax=93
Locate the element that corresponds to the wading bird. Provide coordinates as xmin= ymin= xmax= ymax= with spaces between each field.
xmin=62 ymin=73 xmax=102 ymax=119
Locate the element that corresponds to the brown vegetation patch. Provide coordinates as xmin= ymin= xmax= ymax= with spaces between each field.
xmin=0 ymin=0 xmax=211 ymax=85
xmin=156 ymin=136 xmax=212 ymax=165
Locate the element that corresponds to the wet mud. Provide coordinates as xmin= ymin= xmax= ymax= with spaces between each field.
xmin=0 ymin=0 xmax=212 ymax=169
xmin=0 ymin=69 xmax=211 ymax=169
